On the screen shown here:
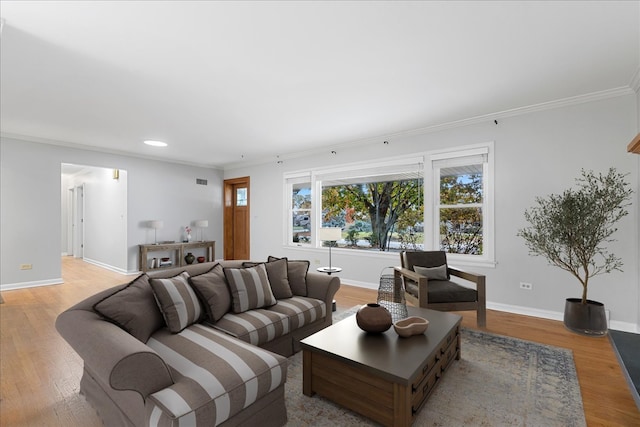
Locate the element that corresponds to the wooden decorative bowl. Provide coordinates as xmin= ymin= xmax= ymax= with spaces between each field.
xmin=393 ymin=316 xmax=430 ymax=337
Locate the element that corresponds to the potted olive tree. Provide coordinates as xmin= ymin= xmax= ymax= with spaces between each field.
xmin=517 ymin=168 xmax=633 ymax=336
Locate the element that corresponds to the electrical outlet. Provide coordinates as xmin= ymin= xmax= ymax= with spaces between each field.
xmin=519 ymin=282 xmax=533 ymax=290
xmin=20 ymin=264 xmax=32 ymax=270
xmin=314 ymin=259 xmax=321 ymax=265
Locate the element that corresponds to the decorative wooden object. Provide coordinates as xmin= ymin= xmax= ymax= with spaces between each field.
xmin=627 ymin=133 xmax=640 ymax=154
xmin=139 ymin=241 xmax=215 ymax=272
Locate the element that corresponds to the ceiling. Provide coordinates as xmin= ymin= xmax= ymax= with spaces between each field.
xmin=1 ymin=1 xmax=639 ymax=169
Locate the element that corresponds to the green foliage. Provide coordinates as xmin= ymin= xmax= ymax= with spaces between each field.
xmin=517 ymin=168 xmax=632 ymax=304
xmin=439 ymin=173 xmax=484 ymax=254
xmin=440 ymin=207 xmax=483 ymax=254
xmin=322 ymin=179 xmax=422 ymax=251
xmin=440 ymin=174 xmax=482 ymax=204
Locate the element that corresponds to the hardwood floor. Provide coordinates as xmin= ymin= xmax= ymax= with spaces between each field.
xmin=0 ymin=257 xmax=638 ymax=426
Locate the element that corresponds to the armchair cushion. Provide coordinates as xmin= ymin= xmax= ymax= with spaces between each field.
xmin=414 ymin=264 xmax=448 ymax=281
xmin=402 ymin=250 xmax=451 ymax=280
xmin=405 ymin=280 xmax=478 ymax=304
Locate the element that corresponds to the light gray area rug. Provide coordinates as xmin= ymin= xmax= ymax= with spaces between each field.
xmin=285 ymin=307 xmax=586 ymax=426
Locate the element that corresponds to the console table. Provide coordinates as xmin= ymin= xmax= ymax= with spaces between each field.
xmin=139 ymin=241 xmax=215 ymax=273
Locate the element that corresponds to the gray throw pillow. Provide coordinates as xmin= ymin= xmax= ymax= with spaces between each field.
xmin=268 ymin=256 xmax=309 ymax=296
xmin=414 ymin=264 xmax=448 ymax=281
xmin=243 ymin=258 xmax=293 ymax=299
xmin=224 ymin=264 xmax=277 ymax=313
xmin=188 ymin=263 xmax=232 ymax=322
xmin=93 ymin=274 xmax=164 ymax=343
xmin=150 ymin=271 xmax=203 ymax=333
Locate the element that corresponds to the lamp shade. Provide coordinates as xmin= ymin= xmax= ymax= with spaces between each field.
xmin=318 ymin=227 xmax=341 ymax=241
xmin=194 ymin=220 xmax=209 ymax=228
xmin=148 ymin=220 xmax=164 ymax=229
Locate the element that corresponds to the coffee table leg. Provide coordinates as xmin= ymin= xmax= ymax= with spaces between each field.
xmin=302 ymin=350 xmax=315 ymax=396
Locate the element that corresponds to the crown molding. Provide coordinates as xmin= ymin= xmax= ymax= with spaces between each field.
xmin=0 ymin=132 xmax=223 ymax=170
xmin=224 ymin=86 xmax=635 ymax=171
xmin=2 ymin=85 xmax=634 ymax=172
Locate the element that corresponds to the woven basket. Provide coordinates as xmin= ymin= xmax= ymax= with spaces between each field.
xmin=377 ymin=267 xmax=408 ymax=323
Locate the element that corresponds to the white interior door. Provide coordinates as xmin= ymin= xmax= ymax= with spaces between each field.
xmin=72 ymin=185 xmax=84 ymax=258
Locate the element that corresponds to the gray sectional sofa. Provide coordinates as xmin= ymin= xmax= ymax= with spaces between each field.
xmin=56 ymin=257 xmax=340 ymax=427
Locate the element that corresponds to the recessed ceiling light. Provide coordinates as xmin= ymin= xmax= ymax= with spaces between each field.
xmin=144 ymin=140 xmax=168 ymax=147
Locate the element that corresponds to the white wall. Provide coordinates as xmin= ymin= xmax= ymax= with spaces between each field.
xmin=226 ymin=93 xmax=640 ymax=331
xmin=0 ymin=137 xmax=224 ymax=288
xmin=61 ymin=166 xmax=128 ymax=272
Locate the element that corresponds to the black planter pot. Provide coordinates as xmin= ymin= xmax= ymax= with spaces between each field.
xmin=563 ymin=298 xmax=608 ymax=337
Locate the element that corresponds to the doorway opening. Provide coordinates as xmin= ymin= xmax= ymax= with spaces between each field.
xmin=61 ymin=163 xmax=128 ymax=273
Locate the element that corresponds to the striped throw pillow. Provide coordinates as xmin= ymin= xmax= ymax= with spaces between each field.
xmin=150 ymin=272 xmax=203 ymax=333
xmin=224 ymin=264 xmax=277 ymax=313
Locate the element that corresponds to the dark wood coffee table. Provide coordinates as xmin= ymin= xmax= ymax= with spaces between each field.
xmin=300 ymin=306 xmax=462 ymax=427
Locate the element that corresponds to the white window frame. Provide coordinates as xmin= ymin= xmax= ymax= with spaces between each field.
xmin=283 ymin=143 xmax=494 ymax=267
xmin=427 ymin=142 xmax=495 ymax=267
xmin=284 ymin=172 xmax=312 ymax=247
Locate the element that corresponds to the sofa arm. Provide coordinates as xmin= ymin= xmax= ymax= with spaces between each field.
xmin=305 ymin=271 xmax=340 ymax=308
xmin=56 ymin=308 xmax=174 ymax=399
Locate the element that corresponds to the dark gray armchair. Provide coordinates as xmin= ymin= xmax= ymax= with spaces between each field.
xmin=394 ymin=251 xmax=486 ymax=327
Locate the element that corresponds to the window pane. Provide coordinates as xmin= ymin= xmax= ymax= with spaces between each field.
xmin=236 ymin=188 xmax=247 ymax=206
xmin=440 ymin=166 xmax=483 ymax=205
xmin=439 ymin=207 xmax=483 ymax=254
xmin=291 ymin=183 xmax=311 ymax=244
xmin=322 ymin=179 xmax=423 ymax=252
xmin=292 ymin=183 xmax=311 ymax=209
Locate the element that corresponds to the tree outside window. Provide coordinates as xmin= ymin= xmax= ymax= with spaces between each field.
xmin=284 ymin=145 xmax=493 ymax=263
xmin=321 ymin=177 xmax=423 ymax=252
xmin=438 ymin=165 xmax=483 ymax=254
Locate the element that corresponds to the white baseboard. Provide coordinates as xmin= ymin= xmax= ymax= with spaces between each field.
xmin=82 ymin=258 xmax=130 ymax=275
xmin=1 ymin=278 xmax=63 ymax=291
xmin=340 ymin=281 xmax=640 ymax=333
xmin=340 ymin=278 xmax=379 ymax=290
xmin=487 ymin=302 xmax=639 ymax=333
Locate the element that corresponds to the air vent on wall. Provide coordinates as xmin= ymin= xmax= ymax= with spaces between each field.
xmin=196 ymin=178 xmax=208 ymax=186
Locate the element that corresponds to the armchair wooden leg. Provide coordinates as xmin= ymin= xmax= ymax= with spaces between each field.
xmin=477 ymin=306 xmax=486 ymax=327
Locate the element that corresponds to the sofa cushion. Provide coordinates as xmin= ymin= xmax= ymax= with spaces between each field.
xmin=266 ymin=296 xmax=327 ymax=330
xmin=150 ymin=272 xmax=203 ymax=333
xmin=146 ymin=324 xmax=287 ymax=425
xmin=414 ymin=264 xmax=448 ymax=281
xmin=243 ymin=258 xmax=293 ymax=299
xmin=212 ymin=309 xmax=290 ymax=346
xmin=93 ymin=274 xmax=164 ymax=343
xmin=189 ymin=263 xmax=232 ymax=322
xmin=267 ymin=256 xmax=309 ymax=296
xmin=224 ymin=264 xmax=277 ymax=313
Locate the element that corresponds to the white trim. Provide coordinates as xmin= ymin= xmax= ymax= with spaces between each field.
xmin=338 ymin=278 xmax=379 ymax=290
xmin=1 ymin=279 xmax=63 ymax=291
xmin=0 ymin=132 xmax=223 ymax=170
xmin=488 ymin=302 xmax=640 ymax=334
xmin=83 ymin=257 xmax=129 ymax=275
xmin=428 ymin=142 xmax=494 ymax=264
xmin=223 ymin=87 xmax=633 ymax=170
